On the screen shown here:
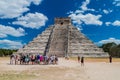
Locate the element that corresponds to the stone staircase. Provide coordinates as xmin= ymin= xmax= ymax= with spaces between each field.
xmin=47 ymin=24 xmax=68 ymax=56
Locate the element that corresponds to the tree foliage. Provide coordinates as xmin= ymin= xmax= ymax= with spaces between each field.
xmin=0 ymin=49 xmax=17 ymax=57
xmin=100 ymin=42 xmax=120 ymax=57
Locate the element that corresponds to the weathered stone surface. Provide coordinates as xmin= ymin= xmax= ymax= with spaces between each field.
xmin=16 ymin=17 xmax=108 ymax=57
xmin=17 ymin=25 xmax=54 ymax=54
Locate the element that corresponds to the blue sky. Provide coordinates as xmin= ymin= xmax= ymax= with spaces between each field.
xmin=0 ymin=0 xmax=120 ymax=49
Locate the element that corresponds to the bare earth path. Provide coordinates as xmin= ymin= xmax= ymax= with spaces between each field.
xmin=0 ymin=58 xmax=120 ymax=80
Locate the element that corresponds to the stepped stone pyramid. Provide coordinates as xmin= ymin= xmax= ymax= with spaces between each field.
xmin=17 ymin=17 xmax=108 ymax=57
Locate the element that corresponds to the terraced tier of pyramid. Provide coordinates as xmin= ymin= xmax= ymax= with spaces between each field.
xmin=16 ymin=17 xmax=108 ymax=57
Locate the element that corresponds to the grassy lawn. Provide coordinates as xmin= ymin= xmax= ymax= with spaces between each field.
xmin=0 ymin=57 xmax=9 ymax=64
xmin=0 ymin=71 xmax=36 ymax=80
xmin=0 ymin=57 xmax=9 ymax=60
xmin=70 ymin=57 xmax=120 ymax=62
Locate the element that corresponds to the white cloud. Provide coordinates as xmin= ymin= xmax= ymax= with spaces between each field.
xmin=69 ymin=13 xmax=102 ymax=25
xmin=103 ymin=9 xmax=113 ymax=14
xmin=0 ymin=25 xmax=26 ymax=38
xmin=105 ymin=22 xmax=111 ymax=26
xmin=0 ymin=39 xmax=24 ymax=49
xmin=80 ymin=0 xmax=95 ymax=11
xmin=113 ymin=0 xmax=120 ymax=6
xmin=67 ymin=11 xmax=74 ymax=14
xmin=0 ymin=34 xmax=7 ymax=38
xmin=81 ymin=0 xmax=90 ymax=11
xmin=105 ymin=20 xmax=120 ymax=26
xmin=0 ymin=0 xmax=42 ymax=18
xmin=103 ymin=10 xmax=109 ymax=14
xmin=68 ymin=0 xmax=102 ymax=27
xmin=75 ymin=10 xmax=84 ymax=14
xmin=13 ymin=12 xmax=48 ymax=29
xmin=97 ymin=38 xmax=120 ymax=46
xmin=76 ymin=25 xmax=83 ymax=31
xmin=112 ymin=20 xmax=120 ymax=26
xmin=28 ymin=0 xmax=42 ymax=5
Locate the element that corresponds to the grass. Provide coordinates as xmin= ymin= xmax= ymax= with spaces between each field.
xmin=0 ymin=57 xmax=9 ymax=64
xmin=0 ymin=67 xmax=68 ymax=80
xmin=70 ymin=57 xmax=120 ymax=62
xmin=0 ymin=71 xmax=36 ymax=80
xmin=0 ymin=57 xmax=9 ymax=60
xmin=0 ymin=58 xmax=36 ymax=80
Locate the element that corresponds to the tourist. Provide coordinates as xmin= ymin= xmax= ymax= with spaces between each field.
xmin=22 ymin=55 xmax=26 ymax=64
xmin=37 ymin=54 xmax=40 ymax=64
xmin=53 ymin=55 xmax=56 ymax=64
xmin=40 ymin=55 xmax=44 ymax=64
xmin=51 ymin=55 xmax=54 ymax=64
xmin=25 ymin=55 xmax=30 ymax=64
xmin=19 ymin=54 xmax=23 ymax=65
xmin=31 ymin=55 xmax=35 ymax=65
xmin=15 ymin=55 xmax=19 ymax=65
xmin=78 ymin=55 xmax=80 ymax=63
xmin=109 ymin=55 xmax=112 ymax=63
xmin=81 ymin=56 xmax=84 ymax=66
xmin=47 ymin=56 xmax=50 ymax=64
xmin=10 ymin=54 xmax=15 ymax=65
xmin=35 ymin=55 xmax=38 ymax=64
xmin=55 ymin=55 xmax=58 ymax=64
xmin=49 ymin=55 xmax=53 ymax=64
xmin=48 ymin=55 xmax=51 ymax=64
xmin=44 ymin=55 xmax=48 ymax=65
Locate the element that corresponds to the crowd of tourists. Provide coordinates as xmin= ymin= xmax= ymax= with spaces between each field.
xmin=10 ymin=54 xmax=58 ymax=65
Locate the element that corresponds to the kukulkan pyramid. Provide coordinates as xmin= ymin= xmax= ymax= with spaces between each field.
xmin=16 ymin=17 xmax=108 ymax=57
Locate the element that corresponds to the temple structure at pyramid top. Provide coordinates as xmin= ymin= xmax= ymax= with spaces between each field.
xmin=16 ymin=17 xmax=108 ymax=57
xmin=54 ymin=17 xmax=71 ymax=25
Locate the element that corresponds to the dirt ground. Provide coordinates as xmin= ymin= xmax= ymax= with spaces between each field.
xmin=0 ymin=57 xmax=120 ymax=80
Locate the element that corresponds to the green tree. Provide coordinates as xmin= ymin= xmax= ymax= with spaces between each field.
xmin=0 ymin=49 xmax=17 ymax=57
xmin=101 ymin=42 xmax=120 ymax=57
xmin=101 ymin=42 xmax=117 ymax=53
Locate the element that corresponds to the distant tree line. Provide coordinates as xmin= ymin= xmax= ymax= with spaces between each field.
xmin=0 ymin=49 xmax=17 ymax=57
xmin=0 ymin=42 xmax=120 ymax=57
xmin=100 ymin=42 xmax=120 ymax=58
